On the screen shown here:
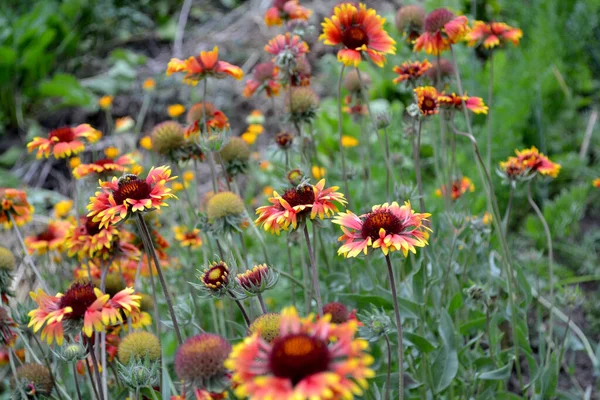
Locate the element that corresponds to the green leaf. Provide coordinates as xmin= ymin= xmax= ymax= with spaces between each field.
xmin=39 ymin=73 xmax=95 ymax=108
xmin=431 ymin=310 xmax=458 ymax=394
xmin=339 ymin=293 xmax=420 ymax=319
xmin=459 ymin=317 xmax=487 ymax=335
xmin=477 ymin=359 xmax=513 ymax=380
xmin=404 ymin=332 xmax=436 ymax=353
xmin=0 ymin=47 xmax=17 ymax=66
xmin=448 ymin=292 xmax=463 ymax=314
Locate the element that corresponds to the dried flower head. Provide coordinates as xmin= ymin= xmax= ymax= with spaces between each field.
xmin=13 ymin=363 xmax=54 ymax=397
xmin=286 ymin=86 xmax=320 ymax=124
xmin=220 ymin=137 xmax=251 ymax=177
xmin=0 ymin=247 xmax=15 ymax=272
xmin=395 ymin=4 xmax=426 ymax=42
xmin=205 ymin=191 xmax=246 ymax=234
xmin=248 ymin=313 xmax=281 ymax=343
xmin=175 ymin=333 xmax=232 ymax=391
xmin=151 ymin=121 xmax=186 ymax=157
xmin=118 ymin=331 xmax=161 ymax=364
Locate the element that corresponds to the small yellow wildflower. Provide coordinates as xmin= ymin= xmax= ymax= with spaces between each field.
xmin=241 ymin=132 xmax=257 ymax=145
xmin=53 ymin=200 xmax=73 ymax=218
xmin=143 ymin=78 xmax=156 ymax=91
xmin=312 ymin=166 xmax=326 ymax=179
xmin=183 ymin=171 xmax=195 ymax=183
xmin=247 ymin=124 xmax=264 ymax=135
xmin=98 ymin=95 xmax=113 ymax=110
xmin=104 ymin=147 xmax=120 ymax=159
xmin=341 ymin=135 xmax=359 ymax=147
xmin=69 ymin=157 xmax=81 ymax=169
xmin=140 ymin=136 xmax=152 ymax=150
xmin=263 ymin=185 xmax=274 ymax=197
xmin=167 ymin=104 xmax=186 ymax=118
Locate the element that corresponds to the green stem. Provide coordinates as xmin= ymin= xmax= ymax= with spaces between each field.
xmin=384 ymin=254 xmax=404 ymax=400
xmin=203 ymin=79 xmax=218 ymax=192
xmin=137 ymin=215 xmax=184 ymax=345
xmin=383 ymin=333 xmax=392 ymax=400
xmin=336 ymin=64 xmax=352 ymax=208
xmin=413 ymin=119 xmax=426 ymax=213
xmin=10 ymin=214 xmax=49 ymax=292
xmin=486 ymin=52 xmax=494 ymax=173
xmin=303 ymin=224 xmax=323 ymax=315
xmin=228 ymin=290 xmax=251 ymax=326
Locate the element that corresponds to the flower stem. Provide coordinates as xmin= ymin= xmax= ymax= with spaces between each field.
xmin=449 ymin=45 xmax=523 ymax=388
xmin=383 ymin=333 xmax=392 ymax=400
xmin=9 ymin=214 xmax=50 ymax=292
xmin=136 ymin=215 xmax=184 ymax=345
xmin=527 ymin=180 xmax=555 ymax=348
xmin=413 ymin=119 xmax=426 ymax=213
xmin=9 ymin=347 xmax=28 ymax=399
xmin=503 ymin=185 xmax=514 ymax=231
xmin=257 ymin=293 xmax=268 ymax=314
xmin=486 ymin=52 xmax=494 ymax=173
xmin=336 ymin=64 xmax=352 ymax=208
xmin=303 ymin=224 xmax=323 ymax=316
xmin=73 ymin=363 xmax=83 ymax=400
xmin=85 ymin=354 xmax=101 ymax=400
xmin=286 ymin=240 xmax=297 ymax=307
xmin=202 ymin=79 xmax=218 ymax=192
xmin=134 ymin=92 xmax=151 ymax=137
xmin=384 ymin=254 xmax=404 ymax=400
xmin=88 ymin=341 xmax=105 ymax=400
xmin=228 ymin=290 xmax=251 ymax=326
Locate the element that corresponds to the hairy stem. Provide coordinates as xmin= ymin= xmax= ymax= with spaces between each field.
xmin=384 ymin=254 xmax=404 ymax=400
xmin=303 ymin=224 xmax=323 ymax=315
xmin=336 ymin=64 xmax=352 ymax=207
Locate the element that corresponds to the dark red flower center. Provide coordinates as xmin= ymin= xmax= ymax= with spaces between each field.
xmin=281 ymin=185 xmax=315 ymax=209
xmin=184 ymin=232 xmax=198 ymax=240
xmin=36 ymin=229 xmax=57 ymax=242
xmin=361 ymin=209 xmax=404 ymax=240
xmin=49 ymin=127 xmax=75 ymax=143
xmin=269 ymin=333 xmax=330 ymax=385
xmin=94 ymin=158 xmax=115 ymax=168
xmin=421 ymin=96 xmax=438 ymax=113
xmin=83 ymin=217 xmax=102 ymax=236
xmin=275 ymin=132 xmax=294 ymax=148
xmin=323 ymin=302 xmax=350 ymax=324
xmin=113 ymin=176 xmax=151 ymax=205
xmin=424 ymin=8 xmax=455 ymax=33
xmin=202 ymin=263 xmax=229 ymax=288
xmin=237 ymin=267 xmax=266 ymax=289
xmin=59 ymin=282 xmax=97 ymax=320
xmin=342 ymin=26 xmax=370 ymax=49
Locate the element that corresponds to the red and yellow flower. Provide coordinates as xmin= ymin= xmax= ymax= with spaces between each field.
xmin=173 ymin=226 xmax=203 ymax=249
xmin=185 ymin=110 xmax=230 ymax=139
xmin=255 ymin=179 xmax=346 ymax=235
xmin=28 ymin=281 xmax=141 ymax=345
xmin=265 ymin=33 xmax=309 ymax=60
xmin=0 ymin=188 xmax=34 ymax=229
xmin=27 ymin=125 xmax=101 ymax=159
xmin=435 ymin=177 xmax=475 ymax=200
xmin=414 ymin=8 xmax=469 ymax=55
xmin=87 ymin=166 xmax=177 ymax=228
xmin=243 ymin=62 xmax=281 ymax=98
xmin=333 ymin=201 xmax=431 ymax=257
xmin=414 ymin=86 xmax=440 ymax=115
xmin=167 ymin=46 xmax=244 ymax=85
xmin=265 ymin=0 xmax=312 ymax=27
xmin=438 ymin=92 xmax=488 ymax=114
xmin=593 ymin=178 xmax=600 ymax=188
xmin=320 ymin=3 xmax=396 ymax=67
xmin=226 ymin=306 xmax=374 ymax=400
xmin=392 ymin=59 xmax=432 ymax=84
xmin=72 ymin=154 xmax=135 ymax=179
xmin=515 ymin=147 xmax=560 ymax=178
xmin=24 ymin=221 xmax=69 ymax=255
xmin=466 ymin=21 xmax=522 ymax=49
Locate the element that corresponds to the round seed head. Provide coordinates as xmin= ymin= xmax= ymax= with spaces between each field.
xmin=175 ymin=333 xmax=231 ymax=383
xmin=0 ymin=247 xmax=15 ymax=271
xmin=206 ymin=192 xmax=245 ymax=222
xmin=118 ymin=331 xmax=161 ymax=364
xmin=219 ymin=137 xmax=251 ymax=163
xmin=13 ymin=363 xmax=54 ymax=397
xmin=151 ymin=121 xmax=186 ymax=156
xmin=248 ymin=313 xmax=281 ymax=343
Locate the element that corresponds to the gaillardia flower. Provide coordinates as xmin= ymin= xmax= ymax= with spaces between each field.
xmin=435 ymin=177 xmax=475 ymax=200
xmin=167 ymin=46 xmax=244 ymax=85
xmin=501 ymin=147 xmax=561 ymax=178
xmin=24 ymin=221 xmax=69 ymax=255
xmin=243 ymin=62 xmax=281 ymax=98
xmin=205 ymin=191 xmax=246 ymax=234
xmin=466 ymin=21 xmax=522 ymax=49
xmin=264 ymin=0 xmax=312 ymax=27
xmin=12 ymin=363 xmax=54 ymax=397
xmin=414 ymin=8 xmax=469 ymax=55
xmin=28 ymin=281 xmax=141 ymax=345
xmin=322 ymin=301 xmax=357 ymax=324
xmin=248 ymin=313 xmax=281 ymax=343
xmin=320 ymin=3 xmax=396 ymax=67
xmin=173 ymin=225 xmax=203 ymax=249
xmin=0 ymin=188 xmax=34 ymax=228
xmin=72 ymin=154 xmax=135 ymax=179
xmin=194 ymin=261 xmax=233 ymax=298
xmin=65 ymin=216 xmax=120 ymax=260
xmin=414 ymin=86 xmax=440 ymax=116
xmin=438 ymin=92 xmax=488 ymax=114
xmin=226 ymin=306 xmax=374 ymax=400
xmin=265 ymin=33 xmax=309 ymax=69
xmin=27 ymin=125 xmax=101 ymax=159
xmin=392 ymin=59 xmax=432 ymax=84
xmin=87 ymin=167 xmax=177 ymax=228
xmin=235 ymin=264 xmax=279 ymax=296
xmin=255 ymin=179 xmax=346 ymax=235
xmin=333 ymin=201 xmax=431 ymax=257
xmin=175 ymin=333 xmax=232 ymax=391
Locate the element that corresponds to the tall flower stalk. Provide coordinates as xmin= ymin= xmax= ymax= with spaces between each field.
xmin=385 ymin=254 xmax=405 ymax=400
xmin=303 ymin=224 xmax=322 ymax=315
xmin=337 ymin=65 xmax=352 ymax=207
